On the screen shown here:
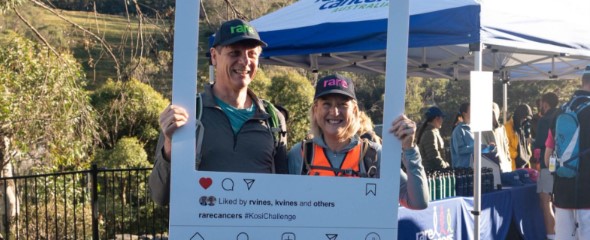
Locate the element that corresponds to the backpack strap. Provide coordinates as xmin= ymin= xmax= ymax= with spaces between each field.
xmin=573 ymin=96 xmax=590 ymax=113
xmin=563 ymin=95 xmax=590 ymax=113
xmin=261 ymin=100 xmax=287 ymax=148
xmin=301 ymin=139 xmax=314 ymax=175
xmin=360 ymin=139 xmax=379 ymax=178
xmin=195 ymin=93 xmax=204 ymax=170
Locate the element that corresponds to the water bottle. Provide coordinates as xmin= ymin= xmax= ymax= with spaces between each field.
xmin=428 ymin=172 xmax=436 ymax=201
xmin=456 ymin=169 xmax=464 ymax=196
xmin=435 ymin=173 xmax=442 ymax=200
xmin=450 ymin=171 xmax=456 ymax=197
xmin=549 ymin=151 xmax=557 ymax=172
xmin=440 ymin=172 xmax=447 ymax=199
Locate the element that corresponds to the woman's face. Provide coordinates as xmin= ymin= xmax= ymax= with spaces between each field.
xmin=313 ymin=94 xmax=355 ymax=139
xmin=432 ymin=116 xmax=444 ymax=129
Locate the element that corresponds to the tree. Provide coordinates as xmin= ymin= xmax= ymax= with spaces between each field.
xmin=90 ymin=78 xmax=169 ymax=162
xmin=0 ymin=31 xmax=98 ymax=236
xmin=266 ymin=70 xmax=314 ymax=147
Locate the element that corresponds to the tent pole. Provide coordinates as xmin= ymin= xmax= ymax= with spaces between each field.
xmin=503 ymin=80 xmax=508 ymax=124
xmin=473 ymin=46 xmax=483 ymax=240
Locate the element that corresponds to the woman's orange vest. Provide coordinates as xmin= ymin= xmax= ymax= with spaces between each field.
xmin=305 ymin=143 xmax=362 ymax=177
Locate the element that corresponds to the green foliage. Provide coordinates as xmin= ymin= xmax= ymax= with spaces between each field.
xmin=0 ymin=31 xmax=98 ymax=171
xmin=250 ymin=68 xmax=272 ymax=99
xmin=404 ymin=77 xmax=426 ymax=122
xmin=93 ymin=137 xmax=150 ymax=168
xmin=266 ymin=70 xmax=314 ymax=147
xmin=15 ymin=174 xmax=93 ymax=239
xmin=90 ymin=79 xmax=169 ymax=162
xmin=352 ymin=73 xmax=386 ymax=122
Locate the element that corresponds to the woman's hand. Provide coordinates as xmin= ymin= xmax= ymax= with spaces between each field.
xmin=390 ymin=115 xmax=417 ymax=150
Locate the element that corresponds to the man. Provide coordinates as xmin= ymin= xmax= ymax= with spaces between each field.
xmin=534 ymin=92 xmax=559 ymax=240
xmin=553 ymin=66 xmax=590 ymax=240
xmin=149 ymin=19 xmax=287 ymax=206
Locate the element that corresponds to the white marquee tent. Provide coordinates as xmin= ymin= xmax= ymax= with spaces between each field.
xmin=250 ymin=0 xmax=590 ymax=81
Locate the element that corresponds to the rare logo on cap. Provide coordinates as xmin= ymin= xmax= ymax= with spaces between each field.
xmin=230 ymin=24 xmax=254 ymax=35
xmin=323 ymin=78 xmax=349 ymax=88
xmin=314 ymin=74 xmax=356 ymax=100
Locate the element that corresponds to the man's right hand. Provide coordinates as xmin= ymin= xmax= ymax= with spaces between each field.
xmin=159 ymin=105 xmax=189 ymax=161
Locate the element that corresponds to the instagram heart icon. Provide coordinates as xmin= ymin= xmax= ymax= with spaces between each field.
xmin=199 ymin=177 xmax=212 ymax=189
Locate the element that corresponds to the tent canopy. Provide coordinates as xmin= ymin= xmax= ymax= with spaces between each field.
xmin=249 ymin=0 xmax=590 ymax=80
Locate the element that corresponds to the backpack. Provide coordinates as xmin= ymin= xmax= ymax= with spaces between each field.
xmin=301 ymin=139 xmax=379 ymax=178
xmin=194 ymin=93 xmax=286 ymax=171
xmin=554 ymin=95 xmax=590 ymax=178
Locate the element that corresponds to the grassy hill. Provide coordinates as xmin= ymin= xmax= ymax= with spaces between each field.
xmin=1 ymin=4 xmax=170 ymax=89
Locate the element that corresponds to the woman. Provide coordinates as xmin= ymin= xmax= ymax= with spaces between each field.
xmin=287 ymin=74 xmax=429 ymax=209
xmin=451 ymin=103 xmax=474 ymax=168
xmin=417 ymin=106 xmax=450 ymax=171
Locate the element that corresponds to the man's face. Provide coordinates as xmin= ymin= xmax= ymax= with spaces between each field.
xmin=211 ymin=43 xmax=261 ymax=91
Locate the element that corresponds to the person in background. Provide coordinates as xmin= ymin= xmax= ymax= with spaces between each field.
xmin=452 ymin=112 xmax=464 ymax=131
xmin=553 ymin=67 xmax=590 ymax=240
xmin=505 ymin=104 xmax=533 ymax=170
xmin=417 ymin=106 xmax=450 ymax=170
xmin=531 ymin=98 xmax=543 ymax=144
xmin=287 ymin=74 xmax=428 ymax=209
xmin=534 ymin=92 xmax=559 ymax=240
xmin=149 ymin=19 xmax=288 ymax=206
xmin=481 ymin=102 xmax=512 ymax=172
xmin=451 ymin=103 xmax=474 ymax=168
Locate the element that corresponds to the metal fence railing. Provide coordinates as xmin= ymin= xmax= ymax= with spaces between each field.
xmin=0 ymin=165 xmax=169 ymax=240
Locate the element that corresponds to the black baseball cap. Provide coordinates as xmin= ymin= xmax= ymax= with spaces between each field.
xmin=314 ymin=74 xmax=356 ymax=100
xmin=212 ymin=19 xmax=267 ymax=47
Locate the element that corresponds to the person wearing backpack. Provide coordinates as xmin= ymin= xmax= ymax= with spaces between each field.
xmin=553 ymin=67 xmax=590 ymax=240
xmin=505 ymin=104 xmax=533 ymax=170
xmin=533 ymin=92 xmax=559 ymax=240
xmin=148 ymin=19 xmax=288 ymax=206
xmin=287 ymin=74 xmax=429 ymax=210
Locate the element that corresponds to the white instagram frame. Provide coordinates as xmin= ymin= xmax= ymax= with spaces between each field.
xmin=168 ymin=0 xmax=411 ymax=239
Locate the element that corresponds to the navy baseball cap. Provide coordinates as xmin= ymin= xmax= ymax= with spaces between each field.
xmin=212 ymin=19 xmax=267 ymax=47
xmin=425 ymin=106 xmax=446 ymax=119
xmin=314 ymin=74 xmax=356 ymax=100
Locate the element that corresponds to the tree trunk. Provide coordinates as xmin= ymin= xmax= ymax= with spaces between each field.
xmin=0 ymin=136 xmax=19 ymax=238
